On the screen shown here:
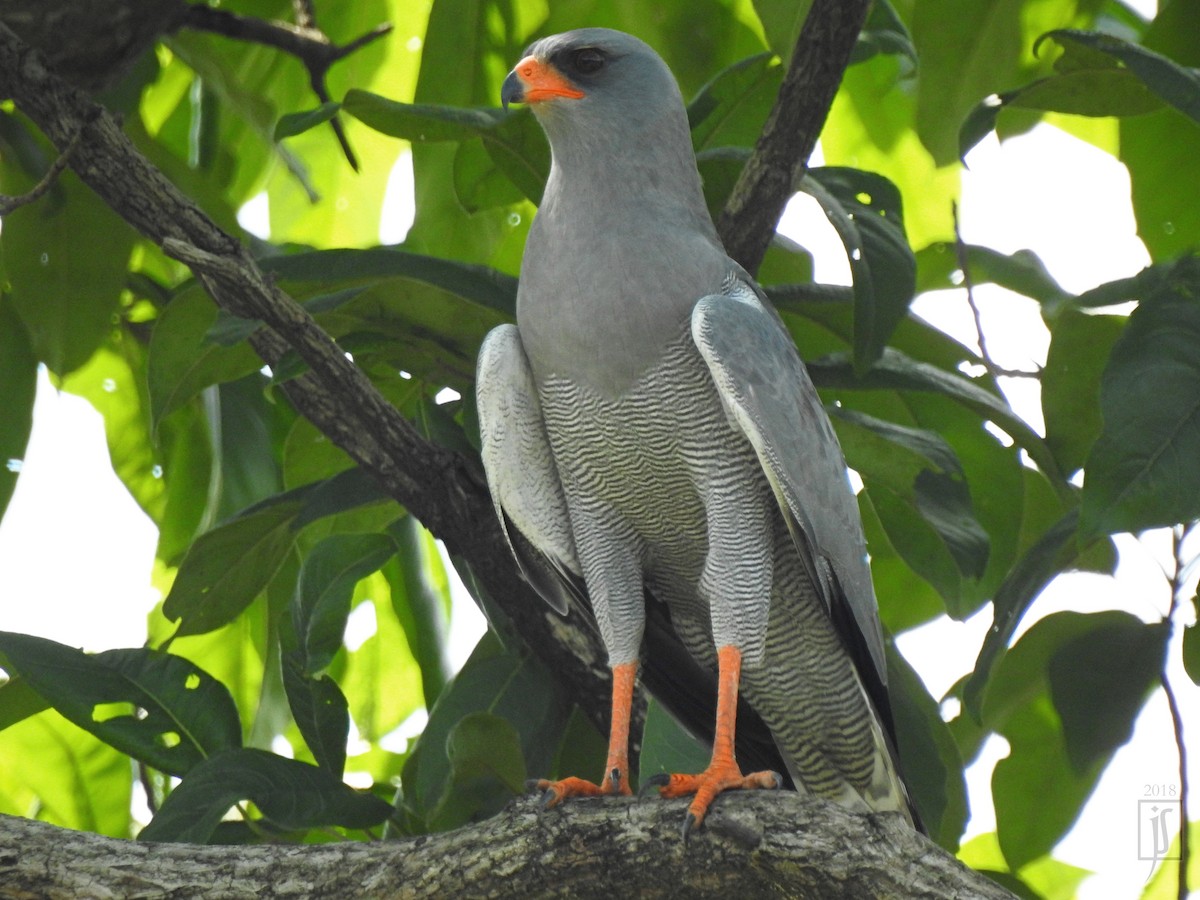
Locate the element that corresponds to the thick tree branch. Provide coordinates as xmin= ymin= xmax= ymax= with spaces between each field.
xmin=0 ymin=796 xmax=1013 ymax=898
xmin=717 ymin=0 xmax=870 ymax=275
xmin=0 ymin=21 xmax=618 ymax=747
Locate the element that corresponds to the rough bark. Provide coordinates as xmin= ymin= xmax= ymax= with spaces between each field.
xmin=0 ymin=796 xmax=1013 ymax=899
xmin=716 ymin=0 xmax=871 ymax=275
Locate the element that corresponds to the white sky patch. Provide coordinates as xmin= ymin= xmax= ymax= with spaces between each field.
xmin=237 ymin=192 xmax=270 ymax=240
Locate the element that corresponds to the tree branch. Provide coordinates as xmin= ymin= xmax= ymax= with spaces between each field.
xmin=717 ymin=0 xmax=870 ymax=275
xmin=0 ymin=21 xmax=618 ymax=747
xmin=0 ymin=796 xmax=1013 ymax=898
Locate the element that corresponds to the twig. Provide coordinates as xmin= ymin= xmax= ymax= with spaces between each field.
xmin=716 ymin=0 xmax=871 ymax=275
xmin=1164 ymin=523 xmax=1194 ymax=900
xmin=952 ymin=202 xmax=1041 ymax=381
xmin=0 ymin=111 xmax=96 ymax=215
xmin=179 ymin=4 xmax=392 ymax=171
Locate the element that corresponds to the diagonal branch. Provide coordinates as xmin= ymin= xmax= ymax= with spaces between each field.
xmin=716 ymin=0 xmax=870 ymax=275
xmin=0 ymin=21 xmax=617 ymax=745
xmin=178 ymin=4 xmax=392 ymax=171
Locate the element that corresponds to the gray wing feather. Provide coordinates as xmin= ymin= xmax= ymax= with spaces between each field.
xmin=691 ymin=287 xmax=887 ymax=682
xmin=476 ymin=324 xmax=583 ymax=615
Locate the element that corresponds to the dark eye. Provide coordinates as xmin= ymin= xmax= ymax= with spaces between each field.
xmin=570 ymin=48 xmax=606 ymax=75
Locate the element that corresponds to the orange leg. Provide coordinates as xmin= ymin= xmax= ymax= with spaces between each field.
xmin=535 ymin=661 xmax=637 ymax=805
xmin=648 ymin=645 xmax=781 ymax=833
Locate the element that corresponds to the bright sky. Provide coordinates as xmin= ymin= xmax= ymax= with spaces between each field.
xmin=1 ymin=44 xmax=1194 ymax=900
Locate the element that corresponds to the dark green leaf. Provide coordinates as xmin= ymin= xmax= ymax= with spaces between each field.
xmin=446 ymin=711 xmax=526 ymax=794
xmin=138 ymin=748 xmax=391 ymax=843
xmin=1041 ymin=311 xmax=1125 ymax=476
xmin=453 ymin=136 xmax=523 ymax=211
xmin=281 ymin=652 xmax=350 ymax=776
xmin=801 ymin=167 xmax=915 ymax=373
xmin=404 ymin=632 xmax=573 ymax=832
xmin=163 ymin=501 xmax=302 ymax=637
xmin=809 ymin=348 xmax=1068 ymax=496
xmin=1185 ymin=622 xmax=1200 ymax=686
xmin=0 ymin=634 xmax=240 ymax=776
xmin=147 ymin=284 xmax=262 ymax=428
xmin=686 ymin=53 xmax=781 ymax=152
xmin=1041 ymin=30 xmax=1200 ymax=126
xmin=983 ymin=611 xmax=1150 ymax=868
xmin=342 ymin=91 xmax=504 ymax=141
xmin=293 ymin=533 xmax=397 ymax=675
xmin=888 ymin=649 xmax=966 ymax=850
xmin=274 ymin=102 xmax=341 ymax=141
xmin=3 ymin=170 xmax=136 ymax=375
xmin=832 ymin=407 xmax=989 ymax=590
xmin=914 ymin=243 xmax=1071 ymax=312
xmin=1081 ymin=257 xmax=1200 ymax=537
xmin=386 ymin=515 xmax=453 ymax=708
xmin=963 ymin=510 xmax=1080 ymax=719
xmin=639 ymin=699 xmax=711 ymax=782
xmin=0 ymin=295 xmax=37 ymax=519
xmin=1048 ymin=619 xmax=1167 ymax=773
xmin=0 ymin=674 xmax=49 ymax=732
xmin=851 ymin=0 xmax=918 ymax=68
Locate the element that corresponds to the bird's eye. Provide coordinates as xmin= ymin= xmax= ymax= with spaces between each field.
xmin=570 ymin=48 xmax=606 ymax=75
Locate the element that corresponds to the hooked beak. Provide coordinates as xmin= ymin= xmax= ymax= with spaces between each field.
xmin=501 ymin=55 xmax=584 ymax=111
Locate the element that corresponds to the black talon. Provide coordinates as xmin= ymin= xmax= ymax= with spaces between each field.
xmin=609 ymin=767 xmax=621 ymax=790
xmin=524 ymin=779 xmax=543 ymax=793
xmin=681 ymin=811 xmax=699 ymax=841
xmin=769 ymin=771 xmax=783 ymax=790
xmin=541 ymin=789 xmax=558 ymax=809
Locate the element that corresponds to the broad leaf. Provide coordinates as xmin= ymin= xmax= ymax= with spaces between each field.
xmin=639 ymin=699 xmax=711 ymax=782
xmin=1080 ymin=257 xmax=1200 ymax=537
xmin=163 ymin=501 xmax=302 ymax=637
xmin=801 ymin=168 xmax=916 ymax=373
xmin=0 ymin=296 xmax=36 ymax=519
xmin=138 ymin=748 xmax=391 ymax=843
xmin=274 ymin=102 xmax=341 ymax=141
xmin=0 ymin=635 xmax=241 ymax=776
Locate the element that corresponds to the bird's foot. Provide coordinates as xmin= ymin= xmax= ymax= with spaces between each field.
xmin=645 ymin=764 xmax=782 ymax=836
xmin=530 ymin=767 xmax=631 ymax=808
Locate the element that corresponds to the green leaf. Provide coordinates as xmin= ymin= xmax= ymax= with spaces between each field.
xmin=138 ymin=748 xmax=391 ymax=843
xmin=751 ymin=0 xmax=814 ymax=62
xmin=1048 ymin=618 xmax=1167 ymax=773
xmin=0 ymin=675 xmax=49 ymax=732
xmin=1041 ymin=29 xmax=1200 ymax=126
xmin=1041 ymin=311 xmax=1125 ymax=476
xmin=639 ymin=699 xmax=711 ymax=782
xmin=851 ymin=0 xmax=918 ymax=68
xmin=163 ymin=501 xmax=302 ymax=637
xmin=293 ymin=533 xmax=397 ymax=675
xmin=386 ymin=515 xmax=453 ymax=708
xmin=403 ymin=632 xmax=573 ymax=832
xmin=963 ymin=510 xmax=1080 ymax=718
xmin=0 ymin=295 xmax=37 ymax=519
xmin=832 ymin=407 xmax=989 ymax=589
xmin=888 ymin=648 xmax=967 ymax=850
xmin=446 ymin=711 xmax=526 ymax=794
xmin=801 ymin=168 xmax=915 ymax=373
xmin=1184 ymin=622 xmax=1200 ymax=686
xmin=280 ymin=651 xmax=350 ymax=777
xmin=983 ymin=611 xmax=1153 ymax=868
xmin=1081 ymin=257 xmax=1200 ymax=537
xmin=343 ymin=93 xmax=551 ymax=206
xmin=687 ymin=53 xmax=781 ymax=152
xmin=2 ymin=170 xmax=136 ymax=376
xmin=914 ymin=243 xmax=1071 ymax=312
xmin=274 ymin=102 xmax=341 ymax=141
xmin=808 ymin=347 xmax=1068 ymax=496
xmin=147 ymin=283 xmax=262 ymax=428
xmin=0 ymin=634 xmax=241 ymax=776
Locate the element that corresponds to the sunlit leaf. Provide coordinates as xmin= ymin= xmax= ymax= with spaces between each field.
xmin=0 ymin=634 xmax=241 ymax=776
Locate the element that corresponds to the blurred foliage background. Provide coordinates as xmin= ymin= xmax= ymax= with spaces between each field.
xmin=1 ymin=1 xmax=1198 ymax=895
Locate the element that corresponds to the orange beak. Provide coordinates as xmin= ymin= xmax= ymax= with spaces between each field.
xmin=502 ymin=56 xmax=585 ymax=108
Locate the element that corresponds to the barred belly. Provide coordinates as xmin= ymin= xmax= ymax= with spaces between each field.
xmin=539 ymin=327 xmax=881 ymax=803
